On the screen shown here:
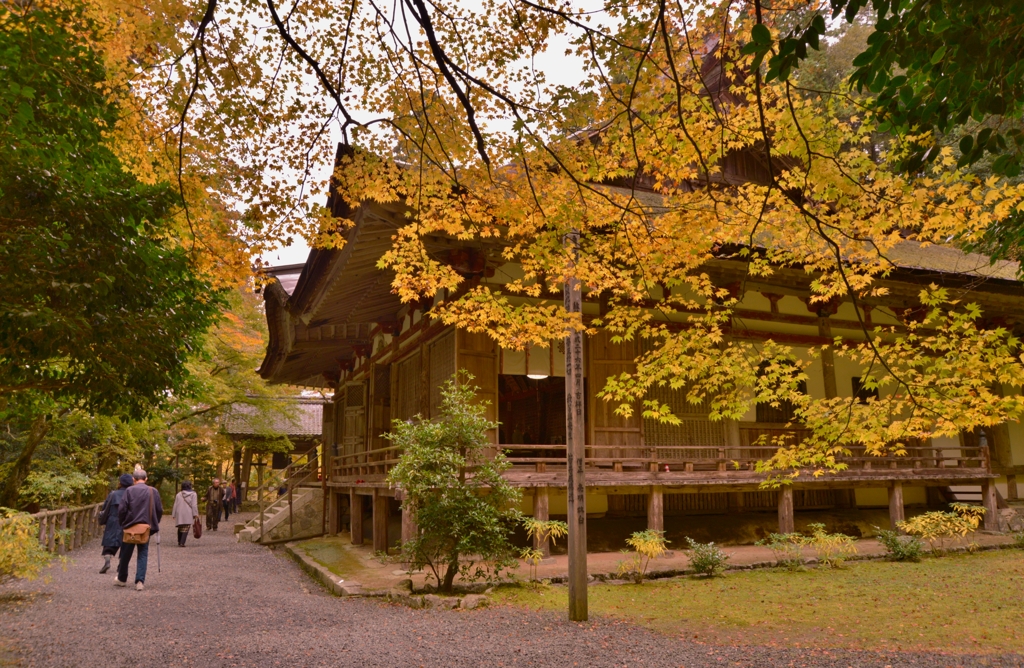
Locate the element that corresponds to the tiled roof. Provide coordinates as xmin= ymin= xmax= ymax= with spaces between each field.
xmin=221 ymin=398 xmax=324 ymax=437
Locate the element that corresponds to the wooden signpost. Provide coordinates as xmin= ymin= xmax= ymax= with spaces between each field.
xmin=564 ymin=230 xmax=588 ymax=622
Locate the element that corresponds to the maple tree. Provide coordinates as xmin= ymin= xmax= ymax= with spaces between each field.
xmin=12 ymin=0 xmax=1024 ymax=481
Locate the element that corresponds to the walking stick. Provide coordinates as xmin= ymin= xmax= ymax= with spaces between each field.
xmin=156 ymin=532 xmax=161 ymax=573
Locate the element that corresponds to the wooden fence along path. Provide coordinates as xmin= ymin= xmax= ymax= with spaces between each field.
xmin=31 ymin=503 xmax=103 ymax=554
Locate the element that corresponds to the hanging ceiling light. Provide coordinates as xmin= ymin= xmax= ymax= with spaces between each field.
xmin=526 ymin=344 xmax=548 ymax=380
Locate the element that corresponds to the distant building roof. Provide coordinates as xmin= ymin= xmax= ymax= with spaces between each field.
xmin=265 ymin=263 xmax=306 ymax=296
xmin=221 ymin=398 xmax=324 ymax=438
xmin=887 ymin=241 xmax=1020 ymax=282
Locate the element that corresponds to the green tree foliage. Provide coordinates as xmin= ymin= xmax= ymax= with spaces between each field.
xmin=747 ymin=0 xmax=1024 ymax=176
xmin=0 ymin=4 xmax=222 ymax=506
xmin=386 ymin=373 xmax=521 ymax=593
xmin=0 ymin=4 xmax=220 ymax=412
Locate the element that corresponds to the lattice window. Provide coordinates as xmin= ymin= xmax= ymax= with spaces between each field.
xmin=373 ymin=364 xmax=391 ymax=402
xmin=395 ymin=352 xmax=421 ymax=421
xmin=644 ymin=384 xmax=724 ymax=458
xmin=429 ymin=331 xmax=455 ymax=417
xmin=346 ymin=384 xmax=364 ymax=408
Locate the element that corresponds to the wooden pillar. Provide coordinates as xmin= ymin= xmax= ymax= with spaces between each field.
xmin=888 ymin=482 xmax=905 ymax=531
xmin=327 ymin=492 xmax=340 ymax=536
xmin=350 ymin=491 xmax=364 ymax=545
xmin=982 ymin=481 xmax=999 ymax=531
xmin=647 ymin=486 xmax=664 ymax=533
xmin=777 ymin=487 xmax=795 ymax=534
xmin=1007 ymin=474 xmax=1018 ymax=501
xmin=534 ymin=487 xmax=550 ymax=557
xmin=727 ymin=492 xmax=744 ymax=513
xmin=564 ymin=229 xmax=587 ymax=622
xmin=373 ymin=489 xmax=389 ymax=553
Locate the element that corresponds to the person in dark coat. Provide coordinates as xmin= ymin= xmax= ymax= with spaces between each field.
xmin=115 ymin=469 xmax=163 ymax=591
xmin=97 ymin=473 xmax=133 ymax=573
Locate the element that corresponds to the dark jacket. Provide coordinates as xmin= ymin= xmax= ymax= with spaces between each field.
xmin=118 ymin=483 xmax=164 ymax=534
xmin=98 ymin=488 xmax=127 ymax=548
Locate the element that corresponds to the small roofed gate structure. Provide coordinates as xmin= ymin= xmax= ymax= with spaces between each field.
xmin=257 ymin=149 xmax=1024 ymax=555
xmin=221 ymin=398 xmax=325 ymax=504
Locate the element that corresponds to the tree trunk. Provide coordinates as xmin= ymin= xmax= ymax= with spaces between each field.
xmin=0 ymin=414 xmax=49 ymax=509
xmin=441 ymin=555 xmax=459 ymax=593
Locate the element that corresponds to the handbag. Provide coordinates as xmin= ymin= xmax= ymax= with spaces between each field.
xmin=192 ymin=515 xmax=202 ymax=539
xmin=122 ymin=487 xmax=155 ymax=545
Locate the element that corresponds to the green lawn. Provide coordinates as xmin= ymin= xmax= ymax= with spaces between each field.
xmin=493 ymin=549 xmax=1024 ymax=655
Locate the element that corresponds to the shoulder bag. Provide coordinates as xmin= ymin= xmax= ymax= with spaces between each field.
xmin=123 ymin=487 xmax=155 ymax=545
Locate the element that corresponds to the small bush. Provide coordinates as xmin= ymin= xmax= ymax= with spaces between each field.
xmin=756 ymin=532 xmax=805 ymax=570
xmin=875 ymin=527 xmax=923 ymax=562
xmin=805 ymin=523 xmax=858 ymax=568
xmin=684 ymin=537 xmax=729 ymax=577
xmin=897 ymin=503 xmax=985 ymax=554
xmin=0 ymin=509 xmax=53 ymax=584
xmin=1011 ymin=531 xmax=1024 ymax=549
xmin=519 ymin=546 xmax=545 ymax=583
xmin=616 ymin=530 xmax=669 ymax=584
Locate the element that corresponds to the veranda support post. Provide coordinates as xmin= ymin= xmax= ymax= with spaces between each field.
xmin=888 ymin=482 xmax=905 ymax=530
xmin=564 ymin=229 xmax=587 ymax=622
xmin=777 ymin=487 xmax=795 ymax=534
xmin=982 ymin=480 xmax=999 ymax=531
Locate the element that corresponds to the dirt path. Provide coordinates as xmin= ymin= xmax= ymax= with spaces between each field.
xmin=1 ymin=515 xmax=1019 ymax=668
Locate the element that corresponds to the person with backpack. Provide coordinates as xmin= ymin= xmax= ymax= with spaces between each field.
xmin=115 ymin=469 xmax=163 ymax=591
xmin=171 ymin=481 xmax=200 ymax=547
xmin=97 ymin=473 xmax=133 ymax=573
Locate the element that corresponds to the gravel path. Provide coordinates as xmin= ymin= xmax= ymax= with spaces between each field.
xmin=1 ymin=515 xmax=1019 ymax=668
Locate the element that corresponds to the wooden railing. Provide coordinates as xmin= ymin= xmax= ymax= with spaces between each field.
xmin=332 ymin=444 xmax=402 ymax=478
xmin=252 ymin=448 xmax=324 ymax=542
xmin=27 ymin=503 xmax=103 ymax=554
xmin=330 ymin=426 xmax=989 ymax=481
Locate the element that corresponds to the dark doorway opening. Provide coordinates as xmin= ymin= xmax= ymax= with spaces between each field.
xmin=498 ymin=375 xmax=566 ymax=445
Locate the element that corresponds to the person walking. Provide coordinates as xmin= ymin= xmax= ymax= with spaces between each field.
xmin=171 ymin=481 xmax=200 ymax=547
xmin=221 ymin=480 xmax=235 ymax=522
xmin=205 ymin=478 xmax=223 ymax=531
xmin=97 ymin=473 xmax=133 ymax=573
xmin=115 ymin=469 xmax=162 ymax=591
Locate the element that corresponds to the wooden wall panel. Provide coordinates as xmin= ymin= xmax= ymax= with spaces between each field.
xmin=456 ymin=329 xmax=499 ymax=444
xmin=588 ymin=331 xmax=642 ymax=450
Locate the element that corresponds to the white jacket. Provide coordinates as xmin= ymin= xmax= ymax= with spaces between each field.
xmin=171 ymin=490 xmax=200 ymax=526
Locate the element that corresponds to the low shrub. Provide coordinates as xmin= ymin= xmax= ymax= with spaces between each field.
xmin=756 ymin=532 xmax=805 ymax=570
xmin=0 ymin=508 xmax=53 ymax=584
xmin=874 ymin=527 xmax=924 ymax=562
xmin=805 ymin=523 xmax=858 ymax=568
xmin=684 ymin=537 xmax=730 ymax=577
xmin=616 ymin=530 xmax=669 ymax=584
xmin=1012 ymin=531 xmax=1024 ymax=549
xmin=897 ymin=503 xmax=985 ymax=554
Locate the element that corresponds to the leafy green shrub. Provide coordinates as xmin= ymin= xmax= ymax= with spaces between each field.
xmin=386 ymin=373 xmax=522 ymax=593
xmin=897 ymin=503 xmax=985 ymax=554
xmin=805 ymin=523 xmax=858 ymax=568
xmin=684 ymin=537 xmax=729 ymax=577
xmin=756 ymin=532 xmax=805 ymax=570
xmin=1012 ymin=531 xmax=1024 ymax=549
xmin=875 ymin=527 xmax=924 ymax=562
xmin=616 ymin=530 xmax=669 ymax=584
xmin=0 ymin=509 xmax=53 ymax=584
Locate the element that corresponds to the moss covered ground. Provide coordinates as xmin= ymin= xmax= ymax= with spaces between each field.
xmin=493 ymin=549 xmax=1024 ymax=655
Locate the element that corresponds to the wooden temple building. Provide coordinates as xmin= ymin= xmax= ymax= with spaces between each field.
xmin=258 ymin=150 xmax=1024 ymax=555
